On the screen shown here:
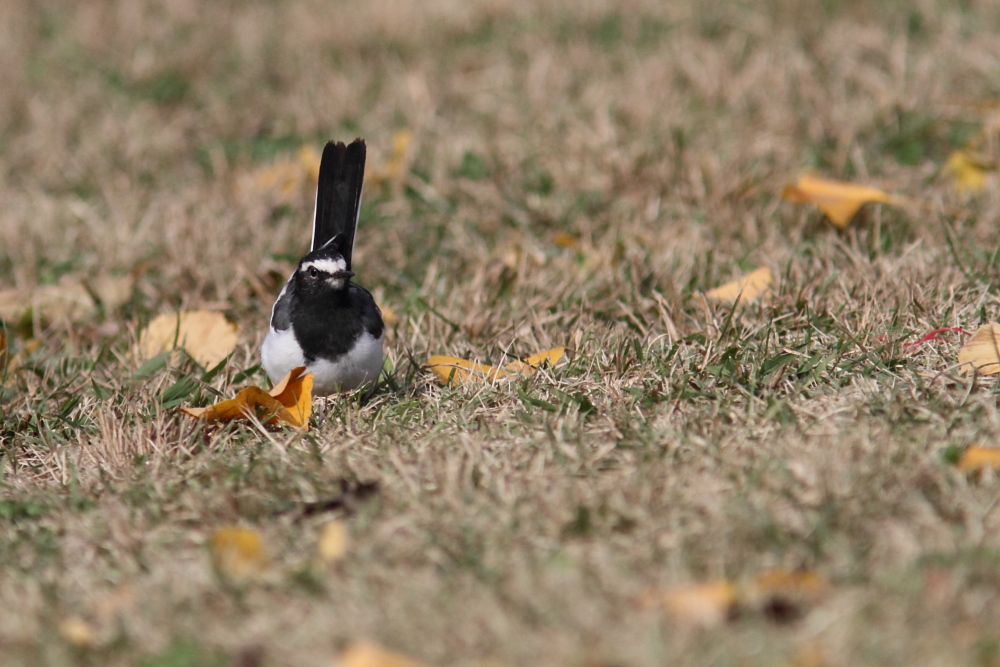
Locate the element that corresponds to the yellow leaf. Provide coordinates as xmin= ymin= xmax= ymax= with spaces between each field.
xmin=59 ymin=616 xmax=97 ymax=647
xmin=180 ymin=366 xmax=313 ymax=430
xmin=317 ymin=520 xmax=349 ymax=564
xmin=139 ymin=310 xmax=239 ymax=368
xmin=957 ymin=447 xmax=1000 ymax=472
xmin=957 ymin=322 xmax=1000 ymax=375
xmin=381 ymin=307 xmax=398 ymax=326
xmin=746 ymin=569 xmax=829 ymax=608
xmin=782 ymin=174 xmax=899 ymax=228
xmin=660 ymin=581 xmax=738 ymax=627
xmin=946 ymin=150 xmax=990 ymax=193
xmin=705 ymin=266 xmax=773 ymax=304
xmin=427 ymin=355 xmax=508 ymax=386
xmin=209 ymin=527 xmax=268 ymax=582
xmin=367 ymin=130 xmax=412 ymax=187
xmin=551 ymin=232 xmax=579 ymax=249
xmin=428 ymin=347 xmax=567 ymax=386
xmin=299 ymin=145 xmax=322 ymax=180
xmin=505 ymin=347 xmax=567 ymax=373
xmin=339 ymin=641 xmax=430 ymax=667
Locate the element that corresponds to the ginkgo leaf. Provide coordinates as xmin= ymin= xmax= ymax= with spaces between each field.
xmin=659 ymin=581 xmax=739 ymax=627
xmin=209 ymin=527 xmax=269 ymax=582
xmin=428 ymin=347 xmax=567 ymax=386
xmin=957 ymin=323 xmax=1000 ymax=375
xmin=946 ymin=150 xmax=990 ymax=193
xmin=317 ymin=520 xmax=349 ymax=564
xmin=956 ymin=447 xmax=1000 ymax=472
xmin=745 ymin=569 xmax=829 ymax=621
xmin=180 ymin=366 xmax=313 ymax=430
xmin=139 ymin=310 xmax=239 ymax=368
xmin=0 ymin=279 xmax=96 ymax=324
xmin=367 ymin=129 xmax=413 ymax=188
xmin=782 ymin=174 xmax=902 ymax=228
xmin=704 ymin=266 xmax=773 ymax=304
xmin=59 ymin=617 xmax=97 ymax=647
xmin=339 ymin=641 xmax=430 ymax=667
xmin=241 ymin=146 xmax=322 ymax=204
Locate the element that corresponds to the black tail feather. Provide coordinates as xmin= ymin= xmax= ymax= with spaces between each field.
xmin=311 ymin=139 xmax=366 ymax=268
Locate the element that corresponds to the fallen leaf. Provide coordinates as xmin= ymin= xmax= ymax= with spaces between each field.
xmin=552 ymin=232 xmax=579 ymax=250
xmin=660 ymin=581 xmax=738 ymax=627
xmin=0 ymin=279 xmax=95 ymax=324
xmin=957 ymin=322 xmax=1000 ymax=375
xmin=751 ymin=569 xmax=828 ymax=598
xmin=338 ymin=641 xmax=430 ymax=667
xmin=428 ymin=347 xmax=566 ymax=387
xmin=317 ymin=520 xmax=349 ymax=564
xmin=139 ymin=310 xmax=239 ymax=368
xmin=381 ymin=307 xmax=398 ymax=326
xmin=505 ymin=347 xmax=567 ymax=373
xmin=59 ymin=616 xmax=97 ymax=647
xmin=367 ymin=130 xmax=413 ymax=187
xmin=946 ymin=150 xmax=991 ymax=193
xmin=745 ymin=569 xmax=829 ymax=622
xmin=86 ymin=274 xmax=134 ymax=311
xmin=782 ymin=174 xmax=903 ymax=228
xmin=241 ymin=146 xmax=322 ymax=204
xmin=180 ymin=366 xmax=313 ymax=430
xmin=704 ymin=266 xmax=773 ymax=304
xmin=956 ymin=447 xmax=1000 ymax=472
xmin=209 ymin=527 xmax=269 ymax=582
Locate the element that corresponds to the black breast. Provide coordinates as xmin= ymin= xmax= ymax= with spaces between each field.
xmin=289 ymin=283 xmax=383 ymax=362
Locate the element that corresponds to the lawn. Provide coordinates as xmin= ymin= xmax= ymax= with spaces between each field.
xmin=3 ymin=1 xmax=1000 ymax=665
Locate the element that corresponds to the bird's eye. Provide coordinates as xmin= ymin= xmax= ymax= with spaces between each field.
xmin=307 ymin=267 xmax=318 ymax=278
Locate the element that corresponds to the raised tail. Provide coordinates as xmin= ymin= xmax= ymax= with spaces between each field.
xmin=310 ymin=139 xmax=366 ymax=269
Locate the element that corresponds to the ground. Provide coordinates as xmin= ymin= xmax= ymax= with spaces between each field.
xmin=3 ymin=1 xmax=1000 ymax=665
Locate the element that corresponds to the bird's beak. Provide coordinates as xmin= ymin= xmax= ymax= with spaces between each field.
xmin=332 ymin=269 xmax=354 ymax=281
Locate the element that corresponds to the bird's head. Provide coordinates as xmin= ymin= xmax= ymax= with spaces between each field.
xmin=295 ymin=235 xmax=353 ymax=293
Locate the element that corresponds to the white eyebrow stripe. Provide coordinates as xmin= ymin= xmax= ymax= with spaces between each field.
xmin=300 ymin=257 xmax=346 ymax=275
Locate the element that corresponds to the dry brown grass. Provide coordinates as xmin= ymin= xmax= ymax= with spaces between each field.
xmin=4 ymin=0 xmax=1000 ymax=665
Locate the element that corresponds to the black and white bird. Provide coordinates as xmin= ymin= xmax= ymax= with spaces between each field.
xmin=261 ymin=139 xmax=384 ymax=395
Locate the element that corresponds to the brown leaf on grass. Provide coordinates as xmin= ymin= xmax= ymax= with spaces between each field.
xmin=657 ymin=581 xmax=739 ymax=627
xmin=704 ymin=266 xmax=773 ymax=304
xmin=317 ymin=520 xmax=349 ymax=564
xmin=180 ymin=366 xmax=313 ymax=430
xmin=946 ymin=150 xmax=991 ymax=193
xmin=957 ymin=323 xmax=1000 ymax=375
xmin=745 ymin=569 xmax=829 ymax=623
xmin=139 ymin=310 xmax=239 ymax=368
xmin=0 ymin=279 xmax=95 ymax=324
xmin=241 ymin=146 xmax=322 ymax=204
xmin=428 ymin=347 xmax=566 ymax=386
xmin=643 ymin=569 xmax=827 ymax=627
xmin=956 ymin=447 xmax=1000 ymax=472
xmin=366 ymin=129 xmax=413 ymax=188
xmin=209 ymin=527 xmax=269 ymax=582
xmin=338 ymin=641 xmax=430 ymax=667
xmin=782 ymin=174 xmax=903 ymax=228
xmin=59 ymin=616 xmax=97 ymax=647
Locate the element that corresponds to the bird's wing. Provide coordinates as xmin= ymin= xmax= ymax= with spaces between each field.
xmin=310 ymin=138 xmax=366 ymax=269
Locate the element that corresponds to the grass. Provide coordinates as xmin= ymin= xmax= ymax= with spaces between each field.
xmin=3 ymin=0 xmax=1000 ymax=665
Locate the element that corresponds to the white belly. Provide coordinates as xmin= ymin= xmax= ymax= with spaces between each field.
xmin=261 ymin=328 xmax=384 ymax=396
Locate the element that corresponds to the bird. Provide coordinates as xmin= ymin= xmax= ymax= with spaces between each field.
xmin=261 ymin=138 xmax=384 ymax=395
